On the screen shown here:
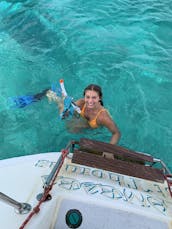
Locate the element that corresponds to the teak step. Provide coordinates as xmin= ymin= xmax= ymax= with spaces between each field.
xmin=72 ymin=150 xmax=165 ymax=183
xmin=79 ymin=138 xmax=154 ymax=164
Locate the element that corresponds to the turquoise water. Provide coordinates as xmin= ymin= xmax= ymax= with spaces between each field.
xmin=0 ymin=0 xmax=172 ymax=171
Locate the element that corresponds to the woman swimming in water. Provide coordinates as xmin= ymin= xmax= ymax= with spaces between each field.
xmin=11 ymin=82 xmax=120 ymax=145
xmin=74 ymin=84 xmax=120 ymax=145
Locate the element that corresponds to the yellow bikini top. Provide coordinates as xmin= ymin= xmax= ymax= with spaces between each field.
xmin=80 ymin=104 xmax=106 ymax=128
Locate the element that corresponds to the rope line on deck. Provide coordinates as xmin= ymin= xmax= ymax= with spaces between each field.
xmin=165 ymin=174 xmax=172 ymax=197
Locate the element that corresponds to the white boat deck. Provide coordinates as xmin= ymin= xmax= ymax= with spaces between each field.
xmin=0 ymin=151 xmax=172 ymax=229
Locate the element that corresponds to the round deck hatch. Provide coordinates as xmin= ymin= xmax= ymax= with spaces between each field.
xmin=65 ymin=209 xmax=82 ymax=228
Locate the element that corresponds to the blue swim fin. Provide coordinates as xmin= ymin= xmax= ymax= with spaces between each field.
xmin=8 ymin=89 xmax=49 ymax=108
xmin=8 ymin=95 xmax=38 ymax=108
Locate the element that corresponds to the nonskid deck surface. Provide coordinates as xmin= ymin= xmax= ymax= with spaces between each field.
xmin=55 ymin=198 xmax=169 ymax=229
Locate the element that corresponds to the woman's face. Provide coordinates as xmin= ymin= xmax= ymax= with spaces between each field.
xmin=84 ymin=90 xmax=100 ymax=109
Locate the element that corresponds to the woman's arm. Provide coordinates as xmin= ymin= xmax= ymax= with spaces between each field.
xmin=98 ymin=111 xmax=121 ymax=145
xmin=109 ymin=127 xmax=121 ymax=145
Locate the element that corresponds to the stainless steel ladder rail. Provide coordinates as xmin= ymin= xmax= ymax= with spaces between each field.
xmin=0 ymin=192 xmax=31 ymax=214
xmin=37 ymin=141 xmax=73 ymax=201
xmin=153 ymin=158 xmax=171 ymax=174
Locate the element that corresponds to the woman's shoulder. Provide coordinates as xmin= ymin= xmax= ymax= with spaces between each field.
xmin=98 ymin=108 xmax=112 ymax=122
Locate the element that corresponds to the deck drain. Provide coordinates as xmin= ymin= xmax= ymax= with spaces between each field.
xmin=65 ymin=209 xmax=82 ymax=228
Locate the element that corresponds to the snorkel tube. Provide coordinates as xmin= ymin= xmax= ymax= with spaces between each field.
xmin=59 ymin=79 xmax=81 ymax=115
xmin=59 ymin=79 xmax=67 ymax=97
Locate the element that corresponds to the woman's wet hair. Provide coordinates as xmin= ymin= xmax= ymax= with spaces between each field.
xmin=83 ymin=84 xmax=104 ymax=106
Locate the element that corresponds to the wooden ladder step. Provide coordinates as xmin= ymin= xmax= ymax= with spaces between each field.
xmin=79 ymin=138 xmax=154 ymax=164
xmin=72 ymin=150 xmax=165 ymax=183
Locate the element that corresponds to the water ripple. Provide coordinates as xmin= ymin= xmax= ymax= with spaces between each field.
xmin=0 ymin=0 xmax=172 ymax=171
